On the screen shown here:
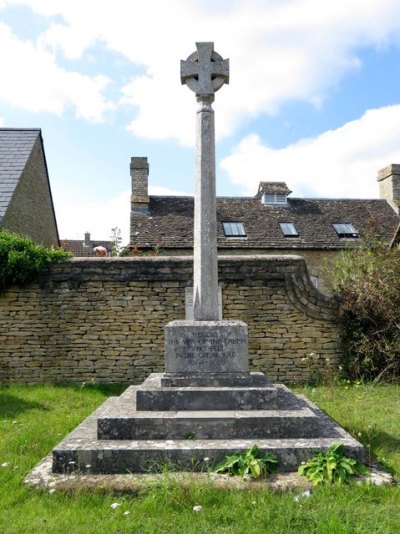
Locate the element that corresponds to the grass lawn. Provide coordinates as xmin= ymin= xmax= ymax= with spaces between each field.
xmin=0 ymin=382 xmax=399 ymax=534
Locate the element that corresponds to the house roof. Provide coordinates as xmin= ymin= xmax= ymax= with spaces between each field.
xmin=0 ymin=128 xmax=41 ymax=222
xmin=130 ymin=195 xmax=400 ymax=250
xmin=61 ymin=239 xmax=113 ymax=257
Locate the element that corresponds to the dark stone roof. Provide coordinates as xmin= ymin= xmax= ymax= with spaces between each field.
xmin=130 ymin=195 xmax=400 ymax=250
xmin=0 ymin=128 xmax=40 ymax=221
xmin=256 ymin=182 xmax=292 ymax=198
xmin=61 ymin=239 xmax=113 ymax=257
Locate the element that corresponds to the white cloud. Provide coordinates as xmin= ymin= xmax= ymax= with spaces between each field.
xmin=54 ymin=184 xmax=189 ymax=243
xmin=0 ymin=22 xmax=113 ymax=121
xmin=221 ymin=104 xmax=400 ymax=199
xmin=54 ymin=189 xmax=131 ymax=243
xmin=3 ymin=0 xmax=400 ymax=142
xmin=149 ymin=185 xmax=189 ymax=196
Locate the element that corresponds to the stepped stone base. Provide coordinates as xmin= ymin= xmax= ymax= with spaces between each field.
xmin=51 ymin=374 xmax=364 ymax=475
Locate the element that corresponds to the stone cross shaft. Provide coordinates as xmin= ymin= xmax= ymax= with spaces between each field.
xmin=181 ymin=42 xmax=229 ymax=321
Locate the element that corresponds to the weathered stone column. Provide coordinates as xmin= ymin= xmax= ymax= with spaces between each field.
xmin=193 ymin=94 xmax=218 ymax=319
xmin=181 ymin=42 xmax=229 ymax=320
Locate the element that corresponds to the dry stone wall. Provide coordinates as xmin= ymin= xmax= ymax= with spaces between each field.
xmin=0 ymin=255 xmax=340 ymax=385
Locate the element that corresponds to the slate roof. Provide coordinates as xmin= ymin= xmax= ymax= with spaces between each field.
xmin=61 ymin=239 xmax=113 ymax=257
xmin=130 ymin=195 xmax=400 ymax=250
xmin=0 ymin=128 xmax=41 ymax=222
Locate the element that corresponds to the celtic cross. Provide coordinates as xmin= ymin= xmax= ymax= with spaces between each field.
xmin=180 ymin=43 xmax=229 ymax=321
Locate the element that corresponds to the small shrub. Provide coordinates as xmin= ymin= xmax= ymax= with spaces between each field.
xmin=214 ymin=445 xmax=278 ymax=479
xmin=332 ymin=239 xmax=400 ymax=381
xmin=0 ymin=231 xmax=70 ymax=293
xmin=298 ymin=443 xmax=368 ymax=486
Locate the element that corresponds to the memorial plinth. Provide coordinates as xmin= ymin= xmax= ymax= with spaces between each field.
xmin=31 ymin=42 xmax=365 ymax=486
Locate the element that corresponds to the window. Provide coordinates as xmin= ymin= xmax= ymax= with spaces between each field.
xmin=222 ymin=222 xmax=246 ymax=237
xmin=279 ymin=222 xmax=298 ymax=237
xmin=332 ymin=223 xmax=359 ymax=238
xmin=263 ymin=193 xmax=288 ymax=205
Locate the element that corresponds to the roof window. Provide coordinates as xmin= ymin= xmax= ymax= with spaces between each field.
xmin=332 ymin=223 xmax=359 ymax=238
xmin=263 ymin=193 xmax=288 ymax=205
xmin=279 ymin=222 xmax=298 ymax=237
xmin=222 ymin=221 xmax=247 ymax=237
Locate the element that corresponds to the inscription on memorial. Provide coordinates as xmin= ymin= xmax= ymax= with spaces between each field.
xmin=165 ymin=320 xmax=249 ymax=374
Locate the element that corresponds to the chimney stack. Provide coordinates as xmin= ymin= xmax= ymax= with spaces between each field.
xmin=131 ymin=157 xmax=149 ymax=213
xmin=377 ymin=164 xmax=400 ymax=214
xmin=84 ymin=231 xmax=91 ymax=247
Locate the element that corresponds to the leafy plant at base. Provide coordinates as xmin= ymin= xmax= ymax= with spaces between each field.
xmin=298 ymin=443 xmax=368 ymax=486
xmin=214 ymin=445 xmax=278 ymax=479
xmin=0 ymin=231 xmax=70 ymax=293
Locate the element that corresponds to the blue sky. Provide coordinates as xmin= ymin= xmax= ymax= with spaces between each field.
xmin=1 ymin=0 xmax=400 ymax=244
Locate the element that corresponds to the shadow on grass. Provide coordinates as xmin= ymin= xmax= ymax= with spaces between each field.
xmin=0 ymin=393 xmax=49 ymax=419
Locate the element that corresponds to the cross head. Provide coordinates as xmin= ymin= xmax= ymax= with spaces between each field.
xmin=180 ymin=42 xmax=229 ymax=98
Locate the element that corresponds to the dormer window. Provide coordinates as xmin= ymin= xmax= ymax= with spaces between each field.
xmin=222 ymin=221 xmax=246 ymax=237
xmin=263 ymin=193 xmax=288 ymax=205
xmin=280 ymin=222 xmax=298 ymax=237
xmin=332 ymin=223 xmax=359 ymax=238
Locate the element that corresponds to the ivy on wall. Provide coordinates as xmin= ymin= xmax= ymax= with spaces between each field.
xmin=0 ymin=231 xmax=70 ymax=293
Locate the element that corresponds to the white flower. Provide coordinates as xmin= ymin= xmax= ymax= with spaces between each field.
xmin=85 ymin=464 xmax=91 ymax=469
xmin=325 ymin=358 xmax=330 ymax=362
xmin=203 ymin=457 xmax=210 ymax=462
xmin=123 ymin=511 xmax=130 ymax=516
xmin=68 ymin=461 xmax=76 ymax=465
xmin=49 ymin=488 xmax=56 ymax=494
xmin=1 ymin=462 xmax=9 ymax=467
xmin=193 ymin=505 xmax=203 ymax=512
xmin=294 ymin=490 xmax=311 ymax=502
xmin=111 ymin=503 xmax=121 ymax=510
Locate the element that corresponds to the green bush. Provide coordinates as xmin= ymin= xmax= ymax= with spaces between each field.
xmin=332 ymin=240 xmax=400 ymax=382
xmin=0 ymin=231 xmax=70 ymax=293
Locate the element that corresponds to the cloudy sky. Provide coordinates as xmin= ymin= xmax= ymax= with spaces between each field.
xmin=1 ymin=0 xmax=400 ymax=244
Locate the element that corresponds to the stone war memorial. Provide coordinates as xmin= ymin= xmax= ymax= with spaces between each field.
xmin=28 ymin=43 xmax=363 ymax=483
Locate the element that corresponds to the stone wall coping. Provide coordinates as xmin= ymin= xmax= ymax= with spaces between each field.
xmin=44 ymin=254 xmax=335 ymax=320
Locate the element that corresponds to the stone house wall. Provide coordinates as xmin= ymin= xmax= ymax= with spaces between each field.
xmin=1 ymin=136 xmax=59 ymax=248
xmin=0 ymin=255 xmax=341 ymax=385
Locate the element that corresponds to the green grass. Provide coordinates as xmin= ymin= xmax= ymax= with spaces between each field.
xmin=0 ymin=383 xmax=399 ymax=534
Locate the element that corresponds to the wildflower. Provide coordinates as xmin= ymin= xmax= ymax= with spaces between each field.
xmin=325 ymin=358 xmax=330 ymax=362
xmin=49 ymin=488 xmax=56 ymax=494
xmin=68 ymin=461 xmax=76 ymax=465
xmin=193 ymin=505 xmax=203 ymax=512
xmin=294 ymin=490 xmax=311 ymax=502
xmin=111 ymin=503 xmax=121 ymax=510
xmin=85 ymin=464 xmax=91 ymax=469
xmin=357 ymin=432 xmax=362 ymax=437
xmin=1 ymin=462 xmax=9 ymax=468
xmin=123 ymin=511 xmax=130 ymax=516
xmin=203 ymin=457 xmax=210 ymax=462
xmin=338 ymin=365 xmax=343 ymax=371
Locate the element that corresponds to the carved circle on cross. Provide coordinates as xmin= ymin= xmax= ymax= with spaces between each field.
xmin=180 ymin=43 xmax=229 ymax=98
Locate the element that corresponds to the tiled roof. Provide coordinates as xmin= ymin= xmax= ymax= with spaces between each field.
xmin=130 ymin=195 xmax=400 ymax=250
xmin=256 ymin=182 xmax=292 ymax=198
xmin=61 ymin=239 xmax=113 ymax=257
xmin=0 ymin=128 xmax=40 ymax=221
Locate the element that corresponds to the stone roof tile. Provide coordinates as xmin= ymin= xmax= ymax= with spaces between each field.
xmin=130 ymin=195 xmax=400 ymax=250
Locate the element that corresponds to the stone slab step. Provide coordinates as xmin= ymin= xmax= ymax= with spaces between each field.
xmin=97 ymin=405 xmax=339 ymax=440
xmin=136 ymin=386 xmax=306 ymax=411
xmin=160 ymin=371 xmax=268 ymax=387
xmin=51 ymin=397 xmax=364 ymax=474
